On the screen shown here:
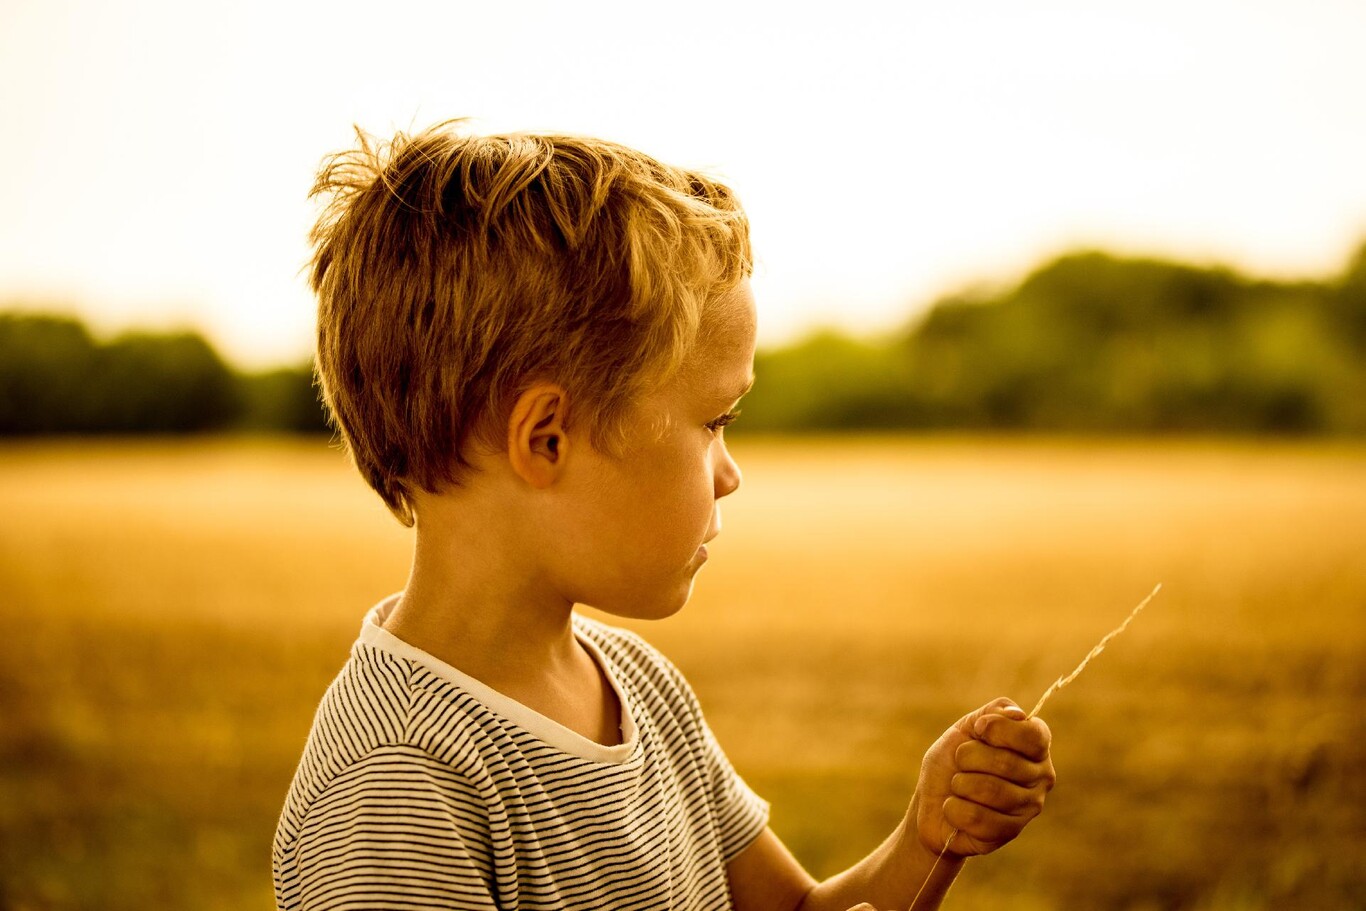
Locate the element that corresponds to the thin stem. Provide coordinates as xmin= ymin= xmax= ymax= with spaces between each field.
xmin=905 ymin=584 xmax=1163 ymax=909
xmin=1029 ymin=583 xmax=1162 ymax=718
xmin=907 ymin=828 xmax=957 ymax=911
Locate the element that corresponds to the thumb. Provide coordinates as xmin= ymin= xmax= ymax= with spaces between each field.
xmin=957 ymin=696 xmax=1026 ymax=734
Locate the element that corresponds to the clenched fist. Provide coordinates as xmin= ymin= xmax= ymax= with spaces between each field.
xmin=911 ymin=697 xmax=1056 ymax=857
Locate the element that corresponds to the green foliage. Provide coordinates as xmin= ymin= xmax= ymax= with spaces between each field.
xmin=0 ymin=314 xmax=100 ymax=433
xmin=1330 ymin=240 xmax=1366 ymax=347
xmin=0 ymin=314 xmax=244 ymax=434
xmin=238 ymin=365 xmax=331 ymax=434
xmin=89 ymin=332 xmax=244 ymax=433
xmin=742 ymin=330 xmax=916 ymax=432
xmin=5 ymin=240 xmax=1366 ymax=436
xmin=734 ymin=245 xmax=1366 ymax=436
xmin=0 ymin=313 xmax=332 ymax=435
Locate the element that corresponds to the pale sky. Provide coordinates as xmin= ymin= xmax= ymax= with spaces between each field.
xmin=2 ymin=0 xmax=1365 ymax=368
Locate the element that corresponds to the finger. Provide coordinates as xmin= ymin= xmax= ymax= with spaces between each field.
xmin=955 ymin=739 xmax=1055 ymax=788
xmin=950 ymin=772 xmax=1046 ymax=817
xmin=942 ymin=795 xmax=1027 ymax=850
xmin=961 ymin=697 xmax=1026 ymax=730
xmin=972 ymin=714 xmax=1052 ymax=762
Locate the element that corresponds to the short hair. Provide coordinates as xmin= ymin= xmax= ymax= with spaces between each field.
xmin=308 ymin=120 xmax=753 ymax=525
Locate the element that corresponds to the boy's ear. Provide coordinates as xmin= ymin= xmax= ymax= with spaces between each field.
xmin=506 ymin=383 xmax=569 ymax=489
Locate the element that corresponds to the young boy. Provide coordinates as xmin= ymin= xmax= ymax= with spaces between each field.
xmin=273 ymin=120 xmax=1055 ymax=911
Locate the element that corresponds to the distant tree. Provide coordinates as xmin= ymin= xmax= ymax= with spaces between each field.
xmin=238 ymin=364 xmax=331 ymax=434
xmin=0 ymin=314 xmax=242 ymax=434
xmin=893 ymin=251 xmax=1364 ymax=434
xmin=0 ymin=314 xmax=100 ymax=433
xmin=87 ymin=331 xmax=244 ymax=432
xmin=743 ymin=330 xmax=914 ymax=432
xmin=739 ymin=243 xmax=1366 ymax=436
xmin=1330 ymin=240 xmax=1366 ymax=347
xmin=6 ymin=239 xmax=1366 ymax=437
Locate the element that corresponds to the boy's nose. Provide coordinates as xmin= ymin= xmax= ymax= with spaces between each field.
xmin=714 ymin=445 xmax=742 ymax=499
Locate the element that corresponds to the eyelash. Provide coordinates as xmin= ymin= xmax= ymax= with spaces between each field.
xmin=705 ymin=409 xmax=742 ymax=434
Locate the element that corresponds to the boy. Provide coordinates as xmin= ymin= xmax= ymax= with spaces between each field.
xmin=273 ymin=120 xmax=1055 ymax=911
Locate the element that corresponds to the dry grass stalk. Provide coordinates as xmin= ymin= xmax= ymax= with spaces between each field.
xmin=1028 ymin=582 xmax=1162 ymax=718
xmin=909 ymin=583 xmax=1162 ymax=910
xmin=907 ymin=828 xmax=958 ymax=911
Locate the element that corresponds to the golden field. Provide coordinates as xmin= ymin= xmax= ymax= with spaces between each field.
xmin=0 ymin=436 xmax=1362 ymax=910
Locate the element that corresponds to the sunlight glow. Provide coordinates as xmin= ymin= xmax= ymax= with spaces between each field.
xmin=2 ymin=0 xmax=1364 ymax=367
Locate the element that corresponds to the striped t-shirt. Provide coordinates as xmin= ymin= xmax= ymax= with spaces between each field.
xmin=272 ymin=596 xmax=770 ymax=910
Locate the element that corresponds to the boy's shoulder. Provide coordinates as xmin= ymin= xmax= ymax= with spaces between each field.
xmin=279 ymin=625 xmax=464 ymax=812
xmin=288 ymin=606 xmax=696 ymax=797
xmin=281 ymin=602 xmax=521 ymax=815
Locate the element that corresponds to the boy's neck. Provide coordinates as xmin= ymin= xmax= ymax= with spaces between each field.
xmin=380 ymin=527 xmax=623 ymax=747
xmin=385 ymin=530 xmax=577 ymax=680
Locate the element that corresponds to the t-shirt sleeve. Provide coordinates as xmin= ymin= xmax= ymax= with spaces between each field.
xmin=634 ymin=638 xmax=770 ymax=862
xmin=697 ymin=708 xmax=771 ymax=862
xmin=277 ymin=746 xmax=500 ymax=911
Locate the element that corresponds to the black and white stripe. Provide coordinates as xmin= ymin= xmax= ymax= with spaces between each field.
xmin=273 ymin=602 xmax=769 ymax=910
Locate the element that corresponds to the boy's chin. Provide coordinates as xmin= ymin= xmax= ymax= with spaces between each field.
xmin=580 ymin=580 xmax=697 ymax=623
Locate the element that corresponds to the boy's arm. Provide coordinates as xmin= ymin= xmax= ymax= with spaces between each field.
xmin=726 ymin=698 xmax=1054 ymax=911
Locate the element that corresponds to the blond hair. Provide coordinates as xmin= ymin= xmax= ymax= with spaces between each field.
xmin=309 ymin=120 xmax=752 ymax=525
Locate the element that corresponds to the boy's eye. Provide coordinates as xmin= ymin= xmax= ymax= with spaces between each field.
xmin=705 ymin=409 xmax=741 ymax=434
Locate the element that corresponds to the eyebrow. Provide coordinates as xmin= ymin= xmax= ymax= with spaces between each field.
xmin=724 ymin=375 xmax=756 ymax=402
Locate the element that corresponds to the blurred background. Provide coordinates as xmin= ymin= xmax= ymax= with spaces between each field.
xmin=1 ymin=1 xmax=1363 ymax=909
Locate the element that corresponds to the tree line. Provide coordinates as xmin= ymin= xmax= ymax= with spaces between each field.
xmin=2 ymin=242 xmax=1364 ymax=436
xmin=741 ymin=242 xmax=1366 ymax=435
xmin=0 ymin=316 xmax=326 ymax=435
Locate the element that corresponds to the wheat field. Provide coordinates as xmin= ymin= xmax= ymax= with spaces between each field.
xmin=0 ymin=436 xmax=1362 ymax=910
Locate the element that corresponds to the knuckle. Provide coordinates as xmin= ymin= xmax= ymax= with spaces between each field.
xmin=1006 ymin=785 xmax=1028 ymax=810
xmin=943 ymin=797 xmax=966 ymax=830
xmin=959 ymin=774 xmax=992 ymax=804
xmin=969 ymin=816 xmax=1009 ymax=844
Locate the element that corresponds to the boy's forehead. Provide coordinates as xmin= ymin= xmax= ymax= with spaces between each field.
xmin=700 ymin=282 xmax=757 ymax=361
xmin=687 ymin=322 xmax=755 ymax=394
xmin=669 ymin=348 xmax=753 ymax=408
xmin=670 ymin=278 xmax=756 ymax=402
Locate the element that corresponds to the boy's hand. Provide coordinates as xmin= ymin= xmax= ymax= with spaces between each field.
xmin=910 ymin=697 xmax=1055 ymax=857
